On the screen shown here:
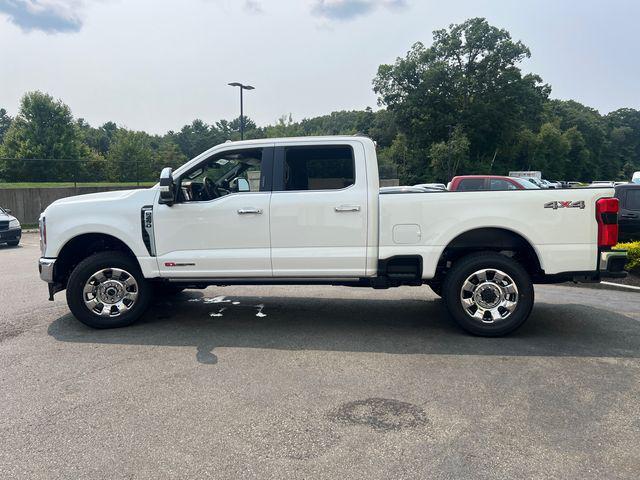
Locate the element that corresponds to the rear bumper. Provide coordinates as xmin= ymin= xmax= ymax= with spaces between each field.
xmin=599 ymin=250 xmax=628 ymax=279
xmin=535 ymin=250 xmax=628 ymax=284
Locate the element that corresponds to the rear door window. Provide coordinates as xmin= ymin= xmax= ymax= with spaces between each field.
xmin=280 ymin=146 xmax=355 ymax=191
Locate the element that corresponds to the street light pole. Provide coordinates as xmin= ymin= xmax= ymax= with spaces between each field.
xmin=228 ymin=82 xmax=255 ymax=140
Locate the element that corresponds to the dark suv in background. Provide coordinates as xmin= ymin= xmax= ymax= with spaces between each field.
xmin=615 ymin=184 xmax=640 ymax=242
xmin=0 ymin=206 xmax=21 ymax=246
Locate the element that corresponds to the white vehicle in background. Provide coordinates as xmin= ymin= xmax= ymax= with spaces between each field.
xmin=39 ymin=136 xmax=627 ymax=337
xmin=509 ymin=171 xmax=542 ymax=180
xmin=632 ymin=171 xmax=640 ymax=184
xmin=590 ymin=181 xmax=615 ymax=188
xmin=526 ymin=177 xmax=546 ymax=188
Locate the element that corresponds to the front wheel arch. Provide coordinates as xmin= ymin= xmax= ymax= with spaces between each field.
xmin=54 ymin=233 xmax=141 ymax=288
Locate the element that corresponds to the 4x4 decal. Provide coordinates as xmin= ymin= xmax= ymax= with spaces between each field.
xmin=544 ymin=200 xmax=585 ymax=210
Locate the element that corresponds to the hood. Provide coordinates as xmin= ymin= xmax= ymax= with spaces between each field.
xmin=0 ymin=208 xmax=16 ymax=222
xmin=43 ymin=187 xmax=159 ymax=220
xmin=48 ymin=189 xmax=144 ymax=207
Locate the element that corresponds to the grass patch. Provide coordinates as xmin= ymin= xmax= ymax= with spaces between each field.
xmin=0 ymin=182 xmax=155 ymax=189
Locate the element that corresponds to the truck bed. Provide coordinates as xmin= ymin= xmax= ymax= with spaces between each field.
xmin=379 ymin=188 xmax=614 ymax=279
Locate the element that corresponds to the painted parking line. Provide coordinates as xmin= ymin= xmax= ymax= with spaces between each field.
xmin=601 ymin=281 xmax=640 ymax=291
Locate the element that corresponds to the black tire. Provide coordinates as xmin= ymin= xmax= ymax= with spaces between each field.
xmin=66 ymin=251 xmax=151 ymax=329
xmin=153 ymin=284 xmax=186 ymax=297
xmin=442 ymin=252 xmax=534 ymax=337
xmin=7 ymin=240 xmax=19 ymax=246
xmin=428 ymin=283 xmax=443 ymax=297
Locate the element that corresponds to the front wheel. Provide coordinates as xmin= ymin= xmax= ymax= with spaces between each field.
xmin=442 ymin=252 xmax=534 ymax=336
xmin=66 ymin=251 xmax=151 ymax=328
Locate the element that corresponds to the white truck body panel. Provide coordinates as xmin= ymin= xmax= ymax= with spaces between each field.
xmin=41 ymin=136 xmax=613 ymax=282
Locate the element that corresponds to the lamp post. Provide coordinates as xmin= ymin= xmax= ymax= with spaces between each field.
xmin=228 ymin=82 xmax=255 ymax=140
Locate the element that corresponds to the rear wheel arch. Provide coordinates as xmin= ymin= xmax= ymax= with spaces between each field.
xmin=436 ymin=227 xmax=543 ymax=277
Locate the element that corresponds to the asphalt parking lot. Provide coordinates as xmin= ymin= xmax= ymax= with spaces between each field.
xmin=1 ymin=233 xmax=640 ymax=479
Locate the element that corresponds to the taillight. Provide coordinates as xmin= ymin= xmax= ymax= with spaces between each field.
xmin=596 ymin=198 xmax=619 ymax=248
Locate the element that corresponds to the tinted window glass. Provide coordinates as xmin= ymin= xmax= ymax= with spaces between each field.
xmin=489 ymin=179 xmax=516 ymax=190
xmin=283 ymin=146 xmax=354 ymax=191
xmin=458 ymin=179 xmax=485 ymax=191
xmin=626 ymin=189 xmax=640 ymax=210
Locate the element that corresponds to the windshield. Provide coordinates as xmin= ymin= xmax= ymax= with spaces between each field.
xmin=512 ymin=178 xmax=539 ymax=189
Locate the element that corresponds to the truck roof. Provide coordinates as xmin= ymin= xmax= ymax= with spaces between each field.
xmin=216 ymin=135 xmax=374 ymax=148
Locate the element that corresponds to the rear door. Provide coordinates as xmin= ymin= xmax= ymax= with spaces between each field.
xmin=269 ymin=141 xmax=368 ymax=277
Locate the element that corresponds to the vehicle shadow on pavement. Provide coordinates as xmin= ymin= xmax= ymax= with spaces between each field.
xmin=47 ymin=292 xmax=640 ymax=364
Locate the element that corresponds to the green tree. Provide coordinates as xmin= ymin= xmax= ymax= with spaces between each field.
xmin=373 ymin=17 xmax=550 ymax=176
xmin=106 ymin=129 xmax=153 ymax=182
xmin=0 ymin=91 xmax=89 ymax=182
xmin=0 ymin=108 xmax=11 ymax=145
xmin=532 ymin=122 xmax=570 ymax=179
xmin=429 ymin=126 xmax=470 ymax=181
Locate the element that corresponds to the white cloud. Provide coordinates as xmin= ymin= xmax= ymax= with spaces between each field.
xmin=0 ymin=0 xmax=90 ymax=33
xmin=310 ymin=0 xmax=408 ymax=21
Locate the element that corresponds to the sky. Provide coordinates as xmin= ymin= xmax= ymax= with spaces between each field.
xmin=1 ymin=0 xmax=639 ymax=134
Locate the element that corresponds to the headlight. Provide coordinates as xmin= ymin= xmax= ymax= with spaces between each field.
xmin=9 ymin=219 xmax=20 ymax=229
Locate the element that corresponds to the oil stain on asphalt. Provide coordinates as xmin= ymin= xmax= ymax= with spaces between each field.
xmin=329 ymin=398 xmax=429 ymax=432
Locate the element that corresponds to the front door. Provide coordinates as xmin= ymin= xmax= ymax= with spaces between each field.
xmin=154 ymin=145 xmax=274 ymax=278
xmin=269 ymin=142 xmax=369 ymax=277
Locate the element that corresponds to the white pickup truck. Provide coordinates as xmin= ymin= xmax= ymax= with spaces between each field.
xmin=39 ymin=136 xmax=627 ymax=336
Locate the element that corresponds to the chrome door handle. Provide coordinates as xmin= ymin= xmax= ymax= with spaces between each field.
xmin=334 ymin=205 xmax=361 ymax=212
xmin=237 ymin=208 xmax=262 ymax=215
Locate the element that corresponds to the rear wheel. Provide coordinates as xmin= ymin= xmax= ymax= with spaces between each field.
xmin=7 ymin=240 xmax=19 ymax=246
xmin=442 ymin=252 xmax=534 ymax=336
xmin=66 ymin=251 xmax=151 ymax=328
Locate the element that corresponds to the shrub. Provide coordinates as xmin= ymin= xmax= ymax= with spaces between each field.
xmin=615 ymin=241 xmax=640 ymax=273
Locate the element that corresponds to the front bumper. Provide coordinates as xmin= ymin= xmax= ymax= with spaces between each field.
xmin=0 ymin=227 xmax=21 ymax=243
xmin=599 ymin=250 xmax=628 ymax=278
xmin=39 ymin=257 xmax=56 ymax=283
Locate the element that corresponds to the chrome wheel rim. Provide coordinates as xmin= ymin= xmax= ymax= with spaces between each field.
xmin=83 ymin=268 xmax=139 ymax=317
xmin=459 ymin=268 xmax=518 ymax=323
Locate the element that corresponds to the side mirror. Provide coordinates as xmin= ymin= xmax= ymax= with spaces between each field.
xmin=237 ymin=178 xmax=250 ymax=192
xmin=5 ymin=208 xmax=11 ymax=214
xmin=159 ymin=167 xmax=175 ymax=205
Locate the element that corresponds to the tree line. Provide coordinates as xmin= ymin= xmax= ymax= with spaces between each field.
xmin=1 ymin=17 xmax=639 ymax=185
